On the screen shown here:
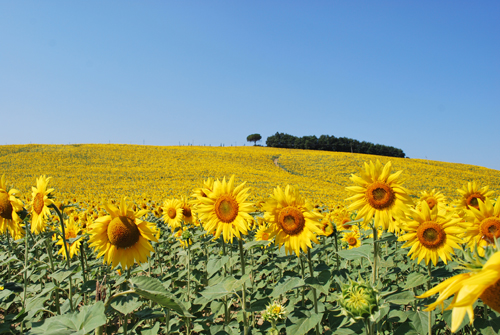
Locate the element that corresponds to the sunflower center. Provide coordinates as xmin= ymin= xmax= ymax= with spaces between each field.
xmin=479 ymin=278 xmax=500 ymax=314
xmin=33 ymin=192 xmax=45 ymax=215
xmin=366 ymin=182 xmax=395 ymax=210
xmin=0 ymin=192 xmax=13 ymax=220
xmin=167 ymin=207 xmax=177 ymax=219
xmin=214 ymin=195 xmax=239 ymax=223
xmin=426 ymin=198 xmax=437 ymax=210
xmin=347 ymin=237 xmax=357 ymax=246
xmin=261 ymin=232 xmax=269 ymax=240
xmin=278 ymin=206 xmax=305 ymax=236
xmin=342 ymin=218 xmax=352 ymax=229
xmin=479 ymin=218 xmax=500 ymax=243
xmin=416 ymin=221 xmax=446 ymax=249
xmin=466 ymin=193 xmax=485 ymax=210
xmin=182 ymin=205 xmax=192 ymax=219
xmin=107 ymin=216 xmax=140 ymax=249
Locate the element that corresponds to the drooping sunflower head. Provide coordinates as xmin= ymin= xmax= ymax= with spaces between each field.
xmin=0 ymin=175 xmax=24 ymax=238
xmin=320 ymin=219 xmax=334 ymax=237
xmin=162 ymin=198 xmax=183 ymax=231
xmin=346 ymin=160 xmax=413 ymax=231
xmin=398 ymin=201 xmax=463 ymax=266
xmin=195 ymin=175 xmax=253 ymax=243
xmin=262 ymin=185 xmax=323 ymax=256
xmin=462 ymin=198 xmax=500 ymax=255
xmin=455 ymin=181 xmax=494 ymax=213
xmin=179 ymin=196 xmax=195 ymax=225
xmin=173 ymin=226 xmax=192 ymax=249
xmin=88 ymin=197 xmax=158 ymax=270
xmin=31 ymin=175 xmax=55 ymax=234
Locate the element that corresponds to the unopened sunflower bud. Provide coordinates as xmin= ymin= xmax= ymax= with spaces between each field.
xmin=339 ymin=279 xmax=379 ymax=322
xmin=181 ymin=230 xmax=192 ymax=241
xmin=262 ymin=301 xmax=287 ymax=323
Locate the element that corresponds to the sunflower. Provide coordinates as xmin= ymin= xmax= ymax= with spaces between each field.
xmin=55 ymin=216 xmax=82 ymax=260
xmin=320 ymin=219 xmax=334 ymax=237
xmin=455 ymin=181 xmax=494 ymax=213
xmin=179 ymin=196 xmax=195 ymax=226
xmin=173 ymin=226 xmax=192 ymax=249
xmin=262 ymin=185 xmax=323 ymax=256
xmin=195 ymin=175 xmax=253 ymax=243
xmin=398 ymin=201 xmax=463 ymax=266
xmin=346 ymin=160 xmax=413 ymax=231
xmin=417 ymin=189 xmax=448 ymax=214
xmin=328 ymin=206 xmax=357 ymax=232
xmin=417 ymin=246 xmax=500 ymax=333
xmin=0 ymin=175 xmax=24 ymax=239
xmin=162 ymin=198 xmax=183 ymax=231
xmin=88 ymin=197 xmax=158 ymax=270
xmin=31 ymin=175 xmax=55 ymax=234
xmin=462 ymin=198 xmax=500 ymax=256
xmin=255 ymin=224 xmax=273 ymax=244
xmin=342 ymin=229 xmax=361 ymax=249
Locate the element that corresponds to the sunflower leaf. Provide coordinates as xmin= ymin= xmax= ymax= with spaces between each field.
xmin=271 ymin=276 xmax=305 ymax=298
xmin=129 ymin=276 xmax=193 ymax=317
xmin=110 ymin=293 xmax=142 ymax=315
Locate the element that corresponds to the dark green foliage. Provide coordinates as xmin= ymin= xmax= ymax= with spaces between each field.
xmin=266 ymin=132 xmax=406 ymax=158
xmin=246 ymin=134 xmax=262 ymax=146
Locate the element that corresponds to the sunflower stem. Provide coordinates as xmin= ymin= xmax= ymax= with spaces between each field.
xmin=222 ymin=240 xmax=229 ymax=325
xmin=79 ymin=240 xmax=88 ymax=305
xmin=45 ymin=238 xmax=61 ymax=315
xmin=427 ymin=263 xmax=433 ymax=335
xmin=307 ymin=249 xmax=320 ymax=335
xmin=51 ymin=204 xmax=74 ymax=311
xmin=23 ymin=222 xmax=29 ymax=311
xmin=372 ymin=225 xmax=378 ymax=284
xmin=299 ymin=255 xmax=306 ymax=307
xmin=238 ymin=238 xmax=249 ymax=335
xmin=187 ymin=242 xmax=191 ymax=302
xmin=334 ymin=227 xmax=340 ymax=272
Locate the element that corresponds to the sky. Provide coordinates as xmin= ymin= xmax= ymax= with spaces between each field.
xmin=1 ymin=1 xmax=499 ymax=170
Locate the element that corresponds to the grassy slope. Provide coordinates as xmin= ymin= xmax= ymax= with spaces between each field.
xmin=0 ymin=144 xmax=498 ymax=206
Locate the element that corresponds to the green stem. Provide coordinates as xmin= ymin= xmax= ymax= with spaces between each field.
xmin=307 ymin=249 xmax=320 ymax=335
xmin=187 ymin=243 xmax=191 ymax=302
xmin=45 ymin=239 xmax=61 ymax=314
xmin=165 ymin=309 xmax=171 ymax=335
xmin=51 ymin=204 xmax=74 ymax=311
xmin=79 ymin=241 xmax=88 ymax=305
xmin=427 ymin=263 xmax=432 ymax=335
xmin=238 ymin=239 xmax=249 ymax=335
xmin=372 ymin=226 xmax=378 ymax=284
xmin=299 ymin=255 xmax=306 ymax=307
xmin=23 ymin=225 xmax=29 ymax=311
xmin=222 ymin=240 xmax=229 ymax=325
xmin=334 ymin=228 xmax=340 ymax=272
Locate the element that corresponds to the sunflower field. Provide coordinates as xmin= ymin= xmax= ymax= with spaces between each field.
xmin=1 ymin=144 xmax=500 ymax=335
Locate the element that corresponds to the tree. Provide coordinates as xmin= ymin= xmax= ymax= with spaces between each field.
xmin=247 ymin=133 xmax=262 ymax=146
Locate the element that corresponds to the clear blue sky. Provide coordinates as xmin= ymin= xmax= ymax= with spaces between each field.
xmin=1 ymin=1 xmax=499 ymax=170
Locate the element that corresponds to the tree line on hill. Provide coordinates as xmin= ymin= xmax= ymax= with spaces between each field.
xmin=265 ymin=132 xmax=406 ymax=158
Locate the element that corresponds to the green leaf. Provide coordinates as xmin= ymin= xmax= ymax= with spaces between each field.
xmin=403 ymin=272 xmax=429 ymax=290
xmin=474 ymin=316 xmax=500 ymax=335
xmin=287 ymin=312 xmax=323 ymax=335
xmin=337 ymin=245 xmax=372 ymax=261
xmin=386 ymin=291 xmax=415 ymax=305
xmin=408 ymin=310 xmax=430 ymax=335
xmin=271 ymin=276 xmax=305 ymax=298
xmin=394 ymin=321 xmax=418 ymax=335
xmin=129 ymin=276 xmax=193 ymax=317
xmin=110 ymin=293 xmax=142 ymax=315
xmin=50 ymin=264 xmax=79 ymax=283
xmin=207 ymin=255 xmax=229 ymax=277
xmin=243 ymin=240 xmax=270 ymax=250
xmin=140 ymin=322 xmax=161 ymax=335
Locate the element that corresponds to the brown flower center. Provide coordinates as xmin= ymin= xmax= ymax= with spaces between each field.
xmin=167 ymin=207 xmax=177 ymax=219
xmin=341 ymin=217 xmax=352 ymax=229
xmin=107 ymin=216 xmax=140 ymax=249
xmin=480 ymin=278 xmax=500 ymax=314
xmin=278 ymin=206 xmax=305 ymax=236
xmin=417 ymin=221 xmax=446 ymax=249
xmin=33 ymin=193 xmax=45 ymax=215
xmin=182 ymin=205 xmax=192 ymax=219
xmin=0 ymin=192 xmax=13 ymax=220
xmin=214 ymin=195 xmax=239 ymax=223
xmin=261 ymin=232 xmax=269 ymax=240
xmin=366 ymin=181 xmax=395 ymax=210
xmin=426 ymin=197 xmax=437 ymax=210
xmin=466 ymin=192 xmax=485 ymax=210
xmin=479 ymin=218 xmax=500 ymax=243
xmin=347 ymin=236 xmax=358 ymax=246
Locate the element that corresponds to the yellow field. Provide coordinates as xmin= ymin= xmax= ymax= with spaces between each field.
xmin=1 ymin=144 xmax=499 ymax=206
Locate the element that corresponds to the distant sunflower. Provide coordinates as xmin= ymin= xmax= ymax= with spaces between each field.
xmin=417 ymin=246 xmax=500 ymax=333
xmin=174 ymin=226 xmax=192 ymax=249
xmin=320 ymin=219 xmax=334 ymax=237
xmin=262 ymin=185 xmax=323 ymax=256
xmin=0 ymin=175 xmax=24 ymax=239
xmin=255 ymin=224 xmax=273 ymax=244
xmin=55 ymin=216 xmax=82 ymax=260
xmin=195 ymin=175 xmax=253 ymax=243
xmin=346 ymin=160 xmax=413 ymax=231
xmin=455 ymin=181 xmax=494 ymax=213
xmin=31 ymin=175 xmax=55 ymax=234
xmin=463 ymin=198 xmax=500 ymax=255
xmin=162 ymin=198 xmax=183 ymax=231
xmin=329 ymin=206 xmax=356 ymax=232
xmin=417 ymin=189 xmax=448 ymax=214
xmin=342 ymin=229 xmax=361 ymax=249
xmin=88 ymin=197 xmax=158 ymax=269
xmin=179 ymin=196 xmax=195 ymax=226
xmin=398 ymin=201 xmax=462 ymax=266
